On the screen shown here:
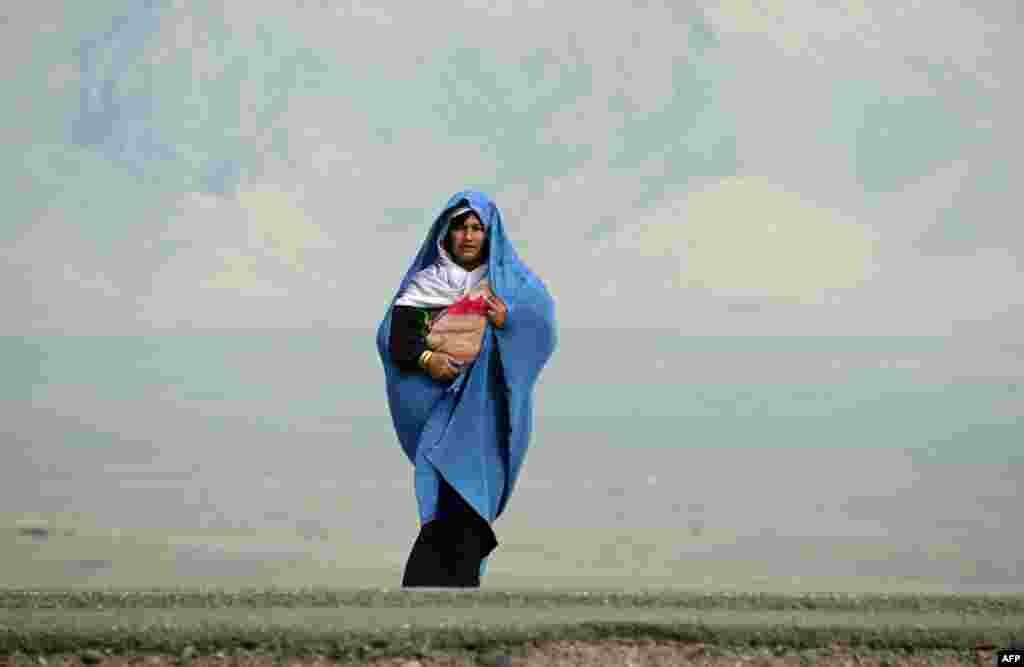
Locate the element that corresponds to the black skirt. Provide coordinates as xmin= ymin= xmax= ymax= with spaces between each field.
xmin=402 ymin=479 xmax=498 ymax=588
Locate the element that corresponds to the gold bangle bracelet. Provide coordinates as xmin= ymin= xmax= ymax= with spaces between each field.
xmin=419 ymin=350 xmax=433 ymax=368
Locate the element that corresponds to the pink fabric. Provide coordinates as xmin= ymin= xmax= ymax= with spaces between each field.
xmin=427 ymin=296 xmax=489 ymax=364
xmin=446 ymin=294 xmax=490 ymax=316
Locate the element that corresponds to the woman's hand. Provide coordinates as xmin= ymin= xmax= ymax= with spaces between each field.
xmin=424 ymin=351 xmax=464 ymax=382
xmin=485 ymin=293 xmax=508 ymax=329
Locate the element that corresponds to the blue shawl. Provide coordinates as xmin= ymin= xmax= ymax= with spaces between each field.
xmin=376 ymin=190 xmax=557 ymax=576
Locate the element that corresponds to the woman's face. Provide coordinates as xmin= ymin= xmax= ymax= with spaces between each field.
xmin=447 ymin=213 xmax=486 ymax=269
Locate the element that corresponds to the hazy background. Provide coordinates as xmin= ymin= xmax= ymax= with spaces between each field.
xmin=3 ymin=0 xmax=1021 ymax=593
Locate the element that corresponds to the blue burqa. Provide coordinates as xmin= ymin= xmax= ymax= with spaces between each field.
xmin=376 ymin=190 xmax=557 ymax=578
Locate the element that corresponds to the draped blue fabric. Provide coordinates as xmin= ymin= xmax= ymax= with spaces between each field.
xmin=376 ymin=190 xmax=557 ymax=577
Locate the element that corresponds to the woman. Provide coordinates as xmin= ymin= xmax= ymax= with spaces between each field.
xmin=376 ymin=190 xmax=557 ymax=587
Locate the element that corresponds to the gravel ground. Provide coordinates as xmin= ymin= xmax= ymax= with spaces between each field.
xmin=1 ymin=641 xmax=999 ymax=667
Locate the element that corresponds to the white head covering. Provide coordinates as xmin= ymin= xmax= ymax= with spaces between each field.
xmin=394 ymin=207 xmax=489 ymax=308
